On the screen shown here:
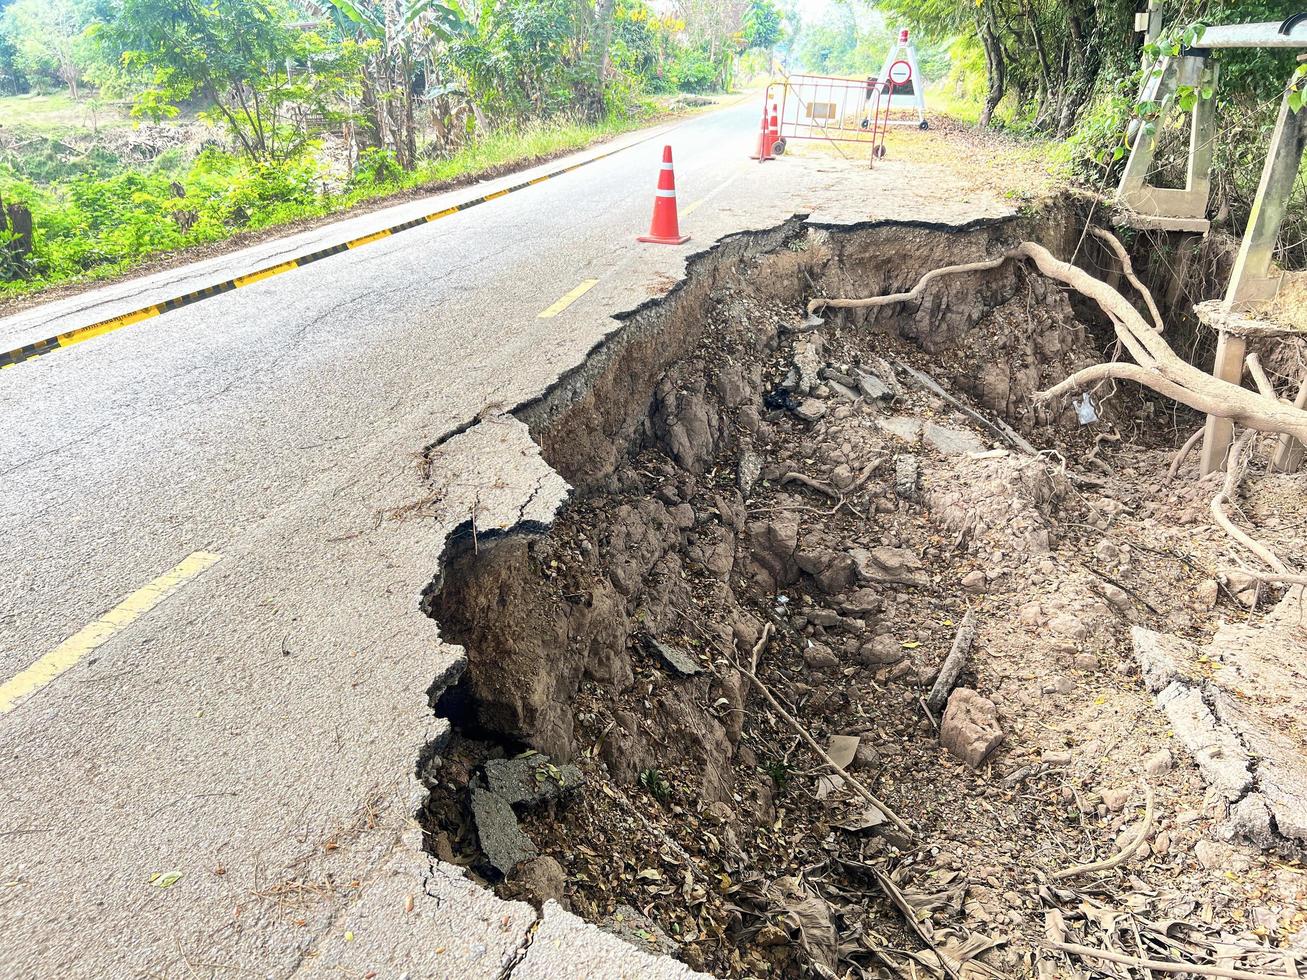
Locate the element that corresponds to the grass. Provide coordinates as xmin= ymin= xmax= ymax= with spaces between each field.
xmin=0 ymin=91 xmax=134 ymax=134
xmin=0 ymin=98 xmax=703 ymax=300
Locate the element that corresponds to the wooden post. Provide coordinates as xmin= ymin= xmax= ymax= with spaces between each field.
xmin=1271 ymin=375 xmax=1307 ymax=474
xmin=1198 ymin=328 xmax=1247 ymax=474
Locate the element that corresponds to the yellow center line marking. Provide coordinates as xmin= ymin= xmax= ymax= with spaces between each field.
xmin=538 ymin=279 xmax=600 ymax=319
xmin=681 ymin=197 xmax=707 ymax=216
xmin=0 ymin=551 xmax=223 ymax=716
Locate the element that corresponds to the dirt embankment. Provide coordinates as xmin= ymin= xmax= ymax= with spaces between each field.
xmin=418 ymin=204 xmax=1307 ymax=978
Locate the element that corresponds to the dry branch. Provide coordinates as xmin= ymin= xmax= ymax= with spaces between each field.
xmin=737 ymin=628 xmax=913 ymax=836
xmin=925 ymin=609 xmax=977 ymax=714
xmin=1048 ymin=939 xmax=1302 ymax=980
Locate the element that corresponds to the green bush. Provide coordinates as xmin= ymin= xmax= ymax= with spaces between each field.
xmin=668 ymin=47 xmax=717 ymax=93
xmin=349 ymin=146 xmax=404 ymax=190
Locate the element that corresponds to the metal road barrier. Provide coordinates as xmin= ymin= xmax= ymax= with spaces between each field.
xmin=767 ymin=69 xmax=909 ymax=166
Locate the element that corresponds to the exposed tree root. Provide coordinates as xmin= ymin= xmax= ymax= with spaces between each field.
xmin=807 ymin=240 xmax=1307 ymax=444
xmin=1168 ymin=427 xmax=1205 ymax=481
xmin=1211 ymin=431 xmax=1289 ymax=576
xmin=1051 ymin=784 xmax=1154 ymax=881
xmin=1091 ymin=227 xmax=1164 ymax=333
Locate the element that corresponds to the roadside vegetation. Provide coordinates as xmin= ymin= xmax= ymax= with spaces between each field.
xmin=0 ymin=0 xmax=785 ymax=295
xmin=770 ymin=0 xmax=1306 ymax=270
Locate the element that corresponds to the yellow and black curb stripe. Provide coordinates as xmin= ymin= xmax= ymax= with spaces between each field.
xmin=0 ymin=133 xmax=660 ymax=372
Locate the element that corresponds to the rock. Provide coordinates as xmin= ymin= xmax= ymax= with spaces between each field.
xmin=703 ymin=801 xmax=734 ymax=824
xmin=1222 ymin=570 xmax=1261 ymax=609
xmin=1048 ymin=613 xmax=1089 ymax=650
xmin=737 ymin=448 xmax=763 ymax=498
xmin=1041 ymin=750 xmax=1072 ymax=766
xmin=1093 ymin=540 xmax=1121 ymax=564
xmin=794 ymin=398 xmax=827 ymax=423
xmin=960 ymin=570 xmax=987 ymax=593
xmin=849 ymin=546 xmax=929 ymax=587
xmin=878 ymin=415 xmax=923 ymax=442
xmin=939 ymin=688 xmax=1004 ymax=769
xmin=1100 ymin=788 xmax=1130 ymax=812
xmin=923 ymin=421 xmax=986 ymax=456
xmin=856 ymin=369 xmax=895 ymax=401
xmin=1194 ymin=838 xmax=1251 ymax=873
xmin=793 ymin=336 xmax=824 ymax=394
xmin=894 ymin=455 xmax=920 ymax=500
xmin=796 ymin=549 xmax=857 ymax=595
xmin=830 ymin=463 xmax=855 ymax=489
xmin=1100 ymin=582 xmax=1132 ymax=613
xmin=747 ymin=514 xmax=800 ymax=589
xmin=858 ymin=635 xmax=904 ymax=665
xmin=1144 ymin=749 xmax=1173 ymax=776
xmin=470 ymin=787 xmax=537 ymax=876
xmin=644 ymin=636 xmax=703 ymax=676
xmin=840 ymin=588 xmax=882 ymax=615
xmin=1018 ymin=602 xmax=1044 ymax=627
xmin=504 ymin=855 xmax=567 ymax=908
xmin=482 ymin=755 xmax=584 ymax=806
xmin=854 ymin=742 xmax=881 ymax=770
xmin=1073 ymin=653 xmax=1098 ymax=671
xmin=1040 ymin=675 xmax=1073 ymax=695
xmin=1196 ymin=579 xmax=1219 ymax=610
xmin=803 ymin=641 xmax=840 ymax=671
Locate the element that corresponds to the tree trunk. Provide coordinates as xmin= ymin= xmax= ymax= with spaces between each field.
xmin=978 ymin=3 xmax=1006 ymax=127
xmin=1056 ymin=6 xmax=1101 ymax=137
xmin=589 ymin=0 xmax=617 ymax=121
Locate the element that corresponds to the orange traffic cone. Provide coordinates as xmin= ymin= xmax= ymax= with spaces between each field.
xmin=767 ymin=103 xmax=781 ymax=148
xmin=638 ymin=145 xmax=690 ymax=245
xmin=750 ymin=102 xmax=774 ymax=161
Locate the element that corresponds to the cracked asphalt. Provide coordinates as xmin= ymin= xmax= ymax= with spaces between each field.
xmin=0 ymin=96 xmax=1023 ymax=978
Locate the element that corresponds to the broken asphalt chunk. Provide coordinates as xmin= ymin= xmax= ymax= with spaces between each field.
xmin=470 ymin=786 xmax=537 ymax=877
xmin=643 ymin=635 xmax=703 ymax=676
xmin=481 ymin=753 xmax=584 ymax=806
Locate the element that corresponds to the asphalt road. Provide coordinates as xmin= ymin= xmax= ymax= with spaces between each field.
xmin=0 ymin=95 xmax=776 ymax=979
xmin=0 ymin=94 xmax=1017 ymax=978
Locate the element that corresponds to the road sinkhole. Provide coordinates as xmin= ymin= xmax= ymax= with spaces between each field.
xmin=415 ymin=205 xmax=1307 ymax=978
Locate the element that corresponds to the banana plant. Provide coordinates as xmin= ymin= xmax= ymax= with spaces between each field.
xmin=310 ymin=0 xmax=475 ymax=168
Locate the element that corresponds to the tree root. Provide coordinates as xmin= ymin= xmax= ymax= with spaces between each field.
xmin=806 ymin=240 xmax=1307 ymax=445
xmin=1210 ymin=431 xmax=1289 ymax=576
xmin=1091 ymin=227 xmax=1164 ymax=333
xmin=1051 ymin=783 xmax=1154 ymax=881
xmin=1168 ymin=427 xmax=1205 ymax=481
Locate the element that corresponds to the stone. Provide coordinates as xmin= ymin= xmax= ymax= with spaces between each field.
xmin=1100 ymin=788 xmax=1130 ymax=812
xmin=747 ymin=514 xmax=800 ymax=589
xmin=1144 ymin=749 xmax=1173 ymax=776
xmin=894 ymin=455 xmax=920 ymax=500
xmin=1048 ymin=613 xmax=1089 ymax=650
xmin=470 ymin=787 xmax=537 ymax=876
xmin=1100 ymin=582 xmax=1131 ymax=613
xmin=1073 ymin=653 xmax=1098 ymax=671
xmin=737 ymin=449 xmax=763 ymax=498
xmin=854 ymin=742 xmax=881 ymax=770
xmin=505 ymin=855 xmax=568 ymax=908
xmin=796 ymin=549 xmax=856 ymax=595
xmin=644 ymin=636 xmax=703 ymax=676
xmin=939 ymin=688 xmax=1004 ymax=769
xmin=482 ymin=755 xmax=584 ymax=806
xmin=923 ymin=421 xmax=986 ymax=456
xmin=1223 ymin=570 xmax=1261 ymax=609
xmin=803 ymin=641 xmax=840 ymax=671
xmin=961 ymin=570 xmax=987 ymax=593
xmin=793 ymin=337 xmax=824 ymax=394
xmin=794 ymin=398 xmax=827 ymax=423
xmin=840 ymin=588 xmax=882 ymax=615
xmin=1196 ymin=579 xmax=1219 ymax=610
xmin=1041 ymin=750 xmax=1072 ymax=766
xmin=1041 ymin=675 xmax=1073 ymax=696
xmin=1194 ymin=839 xmax=1251 ymax=873
xmin=856 ymin=369 xmax=895 ymax=401
xmin=858 ymin=635 xmax=904 ymax=666
xmin=878 ymin=415 xmax=923 ymax=442
xmin=830 ymin=463 xmax=855 ymax=489
xmin=849 ymin=545 xmax=929 ymax=587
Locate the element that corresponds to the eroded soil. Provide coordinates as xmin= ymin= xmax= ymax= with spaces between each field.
xmin=420 ymin=211 xmax=1307 ymax=978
